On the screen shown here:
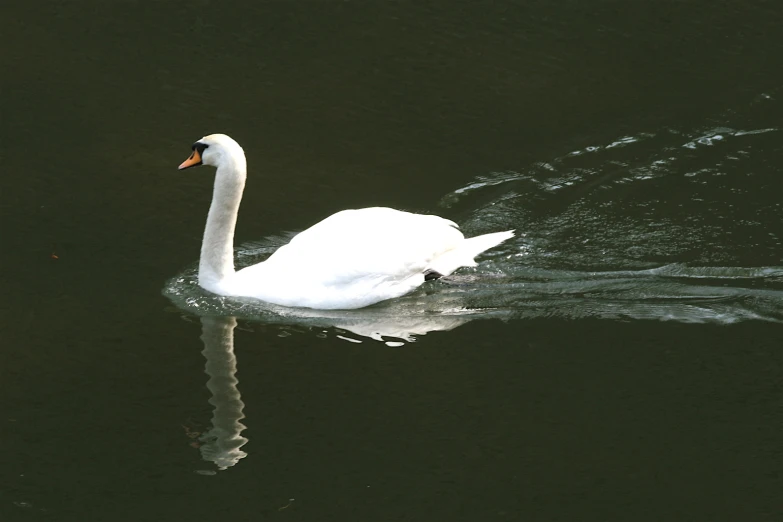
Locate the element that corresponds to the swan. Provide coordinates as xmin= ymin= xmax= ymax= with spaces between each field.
xmin=178 ymin=134 xmax=514 ymax=310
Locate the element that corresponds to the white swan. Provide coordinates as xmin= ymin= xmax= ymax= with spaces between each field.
xmin=178 ymin=134 xmax=514 ymax=310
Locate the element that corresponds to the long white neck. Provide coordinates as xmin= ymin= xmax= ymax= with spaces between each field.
xmin=199 ymin=151 xmax=247 ymax=289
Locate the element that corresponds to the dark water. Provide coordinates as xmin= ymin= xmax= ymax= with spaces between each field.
xmin=2 ymin=1 xmax=782 ymax=520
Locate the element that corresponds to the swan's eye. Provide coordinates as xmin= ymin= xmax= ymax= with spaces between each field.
xmin=192 ymin=142 xmax=209 ymax=155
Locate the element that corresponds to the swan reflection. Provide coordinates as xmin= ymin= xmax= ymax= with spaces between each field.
xmin=176 ymin=263 xmax=783 ymax=471
xmin=185 ymin=304 xmax=473 ymax=471
xmin=194 ymin=315 xmax=248 ymax=471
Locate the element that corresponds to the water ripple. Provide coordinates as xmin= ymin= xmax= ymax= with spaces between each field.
xmin=165 ymin=94 xmax=783 ymax=344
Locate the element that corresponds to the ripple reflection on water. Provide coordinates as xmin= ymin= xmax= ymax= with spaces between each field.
xmin=165 ymin=95 xmax=783 ymax=344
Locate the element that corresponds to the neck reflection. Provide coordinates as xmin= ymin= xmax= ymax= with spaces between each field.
xmin=196 ymin=315 xmax=248 ymax=471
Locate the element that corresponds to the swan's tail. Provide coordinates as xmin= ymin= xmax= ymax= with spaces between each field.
xmin=429 ymin=230 xmax=514 ymax=276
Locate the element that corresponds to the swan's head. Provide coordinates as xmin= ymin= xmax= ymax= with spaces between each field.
xmin=178 ymin=133 xmax=245 ymax=170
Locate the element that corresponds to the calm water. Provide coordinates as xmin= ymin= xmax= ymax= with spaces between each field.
xmin=2 ymin=1 xmax=782 ymax=520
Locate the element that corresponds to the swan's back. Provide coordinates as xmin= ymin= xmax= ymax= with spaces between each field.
xmin=268 ymin=208 xmax=464 ymax=283
xmin=231 ymin=207 xmax=511 ymax=309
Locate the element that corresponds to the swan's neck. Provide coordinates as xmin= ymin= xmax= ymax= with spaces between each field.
xmin=199 ymin=154 xmax=247 ymax=289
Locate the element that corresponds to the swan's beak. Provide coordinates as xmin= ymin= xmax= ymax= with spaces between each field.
xmin=178 ymin=149 xmax=203 ymax=170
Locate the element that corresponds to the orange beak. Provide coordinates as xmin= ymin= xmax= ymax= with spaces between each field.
xmin=178 ymin=149 xmax=203 ymax=170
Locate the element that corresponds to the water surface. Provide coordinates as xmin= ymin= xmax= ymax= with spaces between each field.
xmin=1 ymin=1 xmax=781 ymax=520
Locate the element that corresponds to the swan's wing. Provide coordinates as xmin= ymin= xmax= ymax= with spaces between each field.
xmin=262 ymin=207 xmax=464 ymax=286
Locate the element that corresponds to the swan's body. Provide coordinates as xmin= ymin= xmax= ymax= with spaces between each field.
xmin=178 ymin=134 xmax=513 ymax=310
